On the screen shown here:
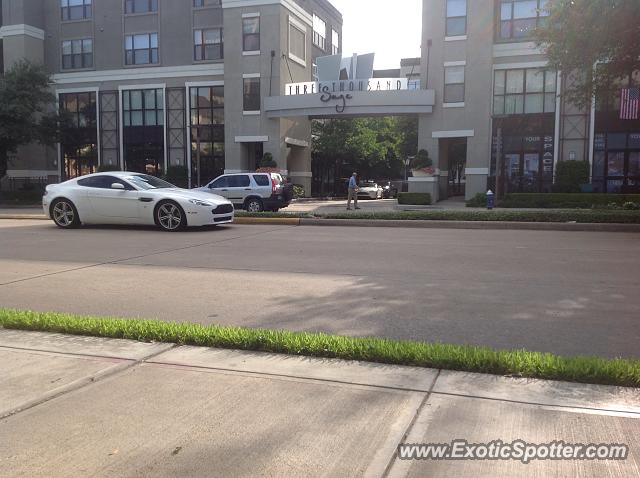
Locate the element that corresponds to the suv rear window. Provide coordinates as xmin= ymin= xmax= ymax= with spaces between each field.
xmin=253 ymin=175 xmax=270 ymax=186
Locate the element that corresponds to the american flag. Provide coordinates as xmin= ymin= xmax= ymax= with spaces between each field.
xmin=620 ymin=88 xmax=640 ymax=120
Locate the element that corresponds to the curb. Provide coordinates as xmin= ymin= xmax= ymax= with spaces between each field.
xmin=298 ymin=218 xmax=640 ymax=233
xmin=2 ymin=214 xmax=639 ymax=232
xmin=0 ymin=214 xmax=48 ymax=220
xmin=234 ymin=217 xmax=301 ymax=226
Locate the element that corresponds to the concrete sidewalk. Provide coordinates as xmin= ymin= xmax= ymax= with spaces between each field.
xmin=0 ymin=329 xmax=638 ymax=477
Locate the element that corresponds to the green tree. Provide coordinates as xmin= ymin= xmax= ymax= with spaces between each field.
xmin=0 ymin=61 xmax=64 ymax=180
xmin=536 ymin=0 xmax=640 ymax=107
xmin=397 ymin=116 xmax=419 ymax=160
xmin=312 ymin=116 xmax=408 ymax=182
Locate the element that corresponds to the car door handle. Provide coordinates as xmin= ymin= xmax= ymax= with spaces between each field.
xmin=139 ymin=198 xmax=153 ymax=203
xmin=244 ymin=188 xmax=252 ymax=191
xmin=221 ymin=189 xmax=228 ymax=192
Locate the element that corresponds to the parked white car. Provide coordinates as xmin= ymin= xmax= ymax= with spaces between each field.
xmin=357 ymin=181 xmax=384 ymax=200
xmin=199 ymin=172 xmax=294 ymax=212
xmin=43 ymin=172 xmax=234 ymax=231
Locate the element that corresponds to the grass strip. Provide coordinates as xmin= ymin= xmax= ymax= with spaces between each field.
xmin=1 ymin=308 xmax=639 ymax=388
xmin=237 ymin=210 xmax=640 ymax=224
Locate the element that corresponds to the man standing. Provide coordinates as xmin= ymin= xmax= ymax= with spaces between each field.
xmin=347 ymin=172 xmax=360 ymax=210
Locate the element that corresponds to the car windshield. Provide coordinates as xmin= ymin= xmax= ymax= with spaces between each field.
xmin=362 ymin=182 xmax=377 ymax=187
xmin=126 ymin=174 xmax=176 ymax=190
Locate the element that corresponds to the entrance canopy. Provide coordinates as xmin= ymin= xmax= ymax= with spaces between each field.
xmin=265 ymin=53 xmax=435 ymax=119
xmin=265 ymin=89 xmax=434 ymax=119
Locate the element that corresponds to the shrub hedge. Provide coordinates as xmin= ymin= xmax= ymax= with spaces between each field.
xmin=466 ymin=193 xmax=487 ymax=207
xmin=500 ymin=193 xmax=640 ymax=209
xmin=554 ymin=160 xmax=590 ymax=193
xmin=397 ymin=193 xmax=432 ymax=205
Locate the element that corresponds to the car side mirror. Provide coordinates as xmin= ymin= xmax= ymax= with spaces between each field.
xmin=111 ymin=183 xmax=125 ymax=190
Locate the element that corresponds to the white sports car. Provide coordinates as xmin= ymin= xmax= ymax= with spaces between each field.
xmin=357 ymin=181 xmax=384 ymax=200
xmin=43 ymin=172 xmax=234 ymax=231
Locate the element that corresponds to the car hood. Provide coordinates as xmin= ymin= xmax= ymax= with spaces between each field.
xmin=359 ymin=186 xmax=379 ymax=191
xmin=155 ymin=188 xmax=231 ymax=204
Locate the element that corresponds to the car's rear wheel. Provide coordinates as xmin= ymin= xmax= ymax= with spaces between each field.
xmin=245 ymin=198 xmax=264 ymax=213
xmin=51 ymin=199 xmax=80 ymax=229
xmin=155 ymin=201 xmax=186 ymax=231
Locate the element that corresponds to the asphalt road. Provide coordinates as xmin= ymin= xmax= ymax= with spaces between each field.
xmin=1 ymin=219 xmax=639 ymax=358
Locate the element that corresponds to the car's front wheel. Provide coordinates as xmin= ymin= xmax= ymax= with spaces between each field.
xmin=155 ymin=201 xmax=186 ymax=232
xmin=245 ymin=198 xmax=264 ymax=213
xmin=51 ymin=198 xmax=81 ymax=229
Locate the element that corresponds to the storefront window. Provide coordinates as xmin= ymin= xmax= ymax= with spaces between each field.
xmin=59 ymin=92 xmax=98 ymax=180
xmin=190 ymin=86 xmax=225 ymax=186
xmin=629 ymin=152 xmax=640 ymax=176
xmin=122 ymin=88 xmax=165 ymax=176
xmin=607 ymin=152 xmax=625 ymax=176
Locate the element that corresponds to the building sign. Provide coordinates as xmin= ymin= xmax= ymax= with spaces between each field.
xmin=285 ymin=78 xmax=413 ymax=96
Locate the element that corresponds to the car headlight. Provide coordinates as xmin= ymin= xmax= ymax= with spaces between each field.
xmin=188 ymin=199 xmax=213 ymax=207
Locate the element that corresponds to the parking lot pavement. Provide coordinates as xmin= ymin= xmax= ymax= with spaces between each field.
xmin=1 ymin=330 xmax=638 ymax=478
xmin=0 ymin=220 xmax=639 ymax=358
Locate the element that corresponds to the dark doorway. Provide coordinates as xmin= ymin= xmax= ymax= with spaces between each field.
xmin=447 ymin=138 xmax=467 ymax=197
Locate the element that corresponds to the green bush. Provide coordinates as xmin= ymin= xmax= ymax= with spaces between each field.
xmin=319 ymin=210 xmax=640 ymax=223
xmin=410 ymin=149 xmax=433 ymax=170
xmin=466 ymin=193 xmax=487 ymax=207
xmin=500 ymin=193 xmax=640 ymax=209
xmin=398 ymin=193 xmax=432 ymax=205
xmin=97 ymin=164 xmax=121 ymax=173
xmin=236 ymin=209 xmax=640 ymax=224
xmin=259 ymin=152 xmax=277 ymax=168
xmin=293 ymin=184 xmax=305 ymax=199
xmin=554 ymin=160 xmax=590 ymax=193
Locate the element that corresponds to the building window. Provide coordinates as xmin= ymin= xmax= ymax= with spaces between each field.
xmin=61 ymin=0 xmax=92 ymax=21
xmin=242 ymin=17 xmax=260 ymax=52
xmin=446 ymin=0 xmax=466 ymax=36
xmin=190 ymin=86 xmax=225 ymax=186
xmin=289 ymin=21 xmax=306 ymax=65
xmin=499 ymin=0 xmax=549 ymax=40
xmin=62 ymin=39 xmax=93 ymax=69
xmin=59 ymin=92 xmax=98 ymax=179
xmin=125 ymin=0 xmax=157 ymax=14
xmin=312 ymin=63 xmax=318 ymax=81
xmin=332 ymin=29 xmax=340 ymax=55
xmin=193 ymin=0 xmax=221 ymax=6
xmin=125 ymin=33 xmax=158 ymax=65
xmin=194 ymin=29 xmax=223 ymax=61
xmin=243 ymin=77 xmax=261 ymax=112
xmin=123 ymin=89 xmax=164 ymax=127
xmin=312 ymin=14 xmax=326 ymax=50
xmin=493 ymin=68 xmax=556 ymax=115
xmin=122 ymin=89 xmax=165 ymax=175
xmin=444 ymin=65 xmax=465 ymax=103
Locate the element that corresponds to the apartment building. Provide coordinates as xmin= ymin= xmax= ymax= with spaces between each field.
xmin=0 ymin=0 xmax=342 ymax=192
xmin=419 ymin=0 xmax=640 ymax=199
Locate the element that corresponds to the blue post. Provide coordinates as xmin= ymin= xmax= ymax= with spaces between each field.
xmin=486 ymin=190 xmax=495 ymax=210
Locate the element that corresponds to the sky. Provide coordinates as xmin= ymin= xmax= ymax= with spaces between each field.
xmin=327 ymin=0 xmax=423 ymax=70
